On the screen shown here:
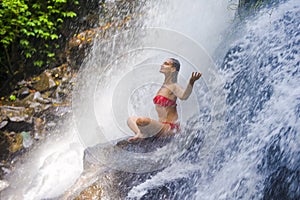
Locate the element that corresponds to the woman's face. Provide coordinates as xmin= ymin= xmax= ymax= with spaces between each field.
xmin=160 ymin=59 xmax=175 ymax=74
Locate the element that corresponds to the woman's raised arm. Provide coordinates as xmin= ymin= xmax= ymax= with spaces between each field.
xmin=173 ymin=72 xmax=202 ymax=100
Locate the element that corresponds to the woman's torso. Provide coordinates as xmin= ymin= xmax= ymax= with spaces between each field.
xmin=154 ymin=84 xmax=178 ymax=123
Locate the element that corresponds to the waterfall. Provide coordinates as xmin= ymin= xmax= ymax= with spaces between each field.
xmin=2 ymin=0 xmax=299 ymax=199
xmin=126 ymin=0 xmax=300 ymax=199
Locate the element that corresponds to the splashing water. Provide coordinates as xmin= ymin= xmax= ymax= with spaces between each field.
xmin=126 ymin=0 xmax=300 ymax=199
xmin=2 ymin=0 xmax=300 ymax=199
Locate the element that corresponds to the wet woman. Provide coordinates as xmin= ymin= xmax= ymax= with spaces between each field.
xmin=127 ymin=58 xmax=202 ymax=142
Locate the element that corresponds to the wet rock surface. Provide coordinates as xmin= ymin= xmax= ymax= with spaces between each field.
xmin=61 ymin=136 xmax=174 ymax=199
xmin=74 ymin=183 xmax=103 ymax=200
xmin=0 ymin=64 xmax=74 ymax=180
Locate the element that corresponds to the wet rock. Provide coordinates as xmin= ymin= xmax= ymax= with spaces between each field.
xmin=0 ymin=131 xmax=10 ymax=161
xmin=55 ymin=64 xmax=73 ymax=79
xmin=35 ymin=105 xmax=72 ymax=133
xmin=64 ymin=167 xmax=122 ymax=200
xmin=40 ymin=97 xmax=53 ymax=105
xmin=18 ymin=93 xmax=35 ymax=106
xmin=69 ymin=137 xmax=174 ymax=199
xmin=29 ymin=102 xmax=43 ymax=113
xmin=0 ymin=106 xmax=34 ymax=134
xmin=0 ymin=106 xmax=33 ymax=123
xmin=42 ymin=90 xmax=55 ymax=99
xmin=32 ymin=71 xmax=57 ymax=92
xmin=45 ymin=105 xmax=72 ymax=118
xmin=0 ymin=0 xmax=106 ymax=181
xmin=17 ymin=80 xmax=28 ymax=87
xmin=66 ymin=14 xmax=134 ymax=68
xmin=5 ymin=132 xmax=23 ymax=153
xmin=17 ymin=87 xmax=31 ymax=99
xmin=23 ymin=93 xmax=51 ymax=113
xmin=83 ymin=136 xmax=173 ymax=171
xmin=116 ymin=136 xmax=173 ymax=153
xmin=68 ymin=29 xmax=96 ymax=49
xmin=71 ymin=167 xmax=159 ymax=200
xmin=0 ymin=121 xmax=8 ymax=129
xmin=0 ymin=113 xmax=5 ymax=122
xmin=33 ymin=117 xmax=45 ymax=139
xmin=66 ymin=137 xmax=166 ymax=199
xmin=74 ymin=184 xmax=103 ymax=200
xmin=0 ymin=121 xmax=33 ymax=133
xmin=33 ymin=92 xmax=52 ymax=104
xmin=54 ymin=86 xmax=71 ymax=101
xmin=33 ymin=91 xmax=41 ymax=100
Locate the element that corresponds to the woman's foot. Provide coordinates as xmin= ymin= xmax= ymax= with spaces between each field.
xmin=128 ymin=135 xmax=143 ymax=142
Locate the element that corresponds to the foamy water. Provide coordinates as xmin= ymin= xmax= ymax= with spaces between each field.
xmin=125 ymin=1 xmax=300 ymax=199
xmin=7 ymin=0 xmax=291 ymax=199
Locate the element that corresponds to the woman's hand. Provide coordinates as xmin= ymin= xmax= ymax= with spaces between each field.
xmin=189 ymin=72 xmax=202 ymax=85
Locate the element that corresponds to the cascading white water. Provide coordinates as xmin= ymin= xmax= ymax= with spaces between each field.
xmin=8 ymin=0 xmax=294 ymax=199
xmin=71 ymin=0 xmax=238 ymax=163
xmin=127 ymin=0 xmax=300 ymax=199
xmin=1 ymin=122 xmax=84 ymax=199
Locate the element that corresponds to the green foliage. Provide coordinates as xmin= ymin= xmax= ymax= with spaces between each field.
xmin=0 ymin=0 xmax=79 ymax=79
xmin=9 ymin=94 xmax=16 ymax=101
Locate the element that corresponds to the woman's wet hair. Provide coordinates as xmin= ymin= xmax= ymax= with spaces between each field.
xmin=170 ymin=58 xmax=180 ymax=71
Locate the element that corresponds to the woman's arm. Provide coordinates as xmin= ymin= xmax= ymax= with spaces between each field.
xmin=173 ymin=72 xmax=202 ymax=100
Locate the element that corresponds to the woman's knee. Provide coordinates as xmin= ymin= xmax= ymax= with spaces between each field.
xmin=136 ymin=117 xmax=151 ymax=126
xmin=127 ymin=116 xmax=151 ymax=126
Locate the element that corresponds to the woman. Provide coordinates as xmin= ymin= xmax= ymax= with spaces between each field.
xmin=127 ymin=58 xmax=202 ymax=142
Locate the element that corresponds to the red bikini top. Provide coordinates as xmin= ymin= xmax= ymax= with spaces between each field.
xmin=153 ymin=95 xmax=176 ymax=107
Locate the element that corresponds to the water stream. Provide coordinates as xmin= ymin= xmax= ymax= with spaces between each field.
xmin=1 ymin=0 xmax=300 ymax=199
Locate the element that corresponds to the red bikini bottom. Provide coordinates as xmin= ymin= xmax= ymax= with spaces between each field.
xmin=162 ymin=122 xmax=180 ymax=131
